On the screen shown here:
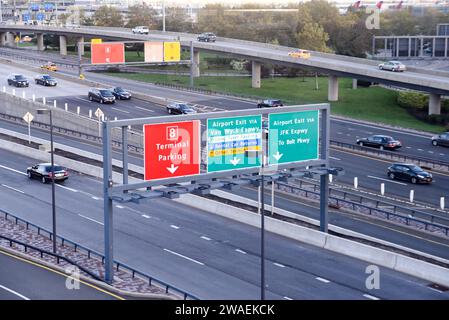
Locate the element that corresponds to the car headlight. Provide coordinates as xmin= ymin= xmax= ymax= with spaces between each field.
xmin=417 ymin=175 xmax=424 ymax=179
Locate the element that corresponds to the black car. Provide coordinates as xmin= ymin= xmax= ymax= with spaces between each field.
xmin=167 ymin=102 xmax=197 ymax=115
xmin=7 ymin=74 xmax=29 ymax=87
xmin=110 ymin=87 xmax=131 ymax=100
xmin=431 ymin=132 xmax=449 ymax=147
xmin=27 ymin=163 xmax=69 ymax=184
xmin=88 ymin=88 xmax=116 ymax=104
xmin=356 ymin=135 xmax=402 ymax=150
xmin=387 ymin=163 xmax=432 ymax=184
xmin=35 ymin=74 xmax=57 ymax=86
xmin=257 ymin=99 xmax=283 ymax=108
xmin=197 ymin=32 xmax=216 ymax=42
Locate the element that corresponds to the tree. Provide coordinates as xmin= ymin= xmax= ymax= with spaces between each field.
xmin=126 ymin=3 xmax=157 ymax=28
xmin=93 ymin=5 xmax=124 ymax=27
xmin=296 ymin=22 xmax=332 ymax=52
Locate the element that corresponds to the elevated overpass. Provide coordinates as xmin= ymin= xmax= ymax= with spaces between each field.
xmin=1 ymin=25 xmax=449 ymax=114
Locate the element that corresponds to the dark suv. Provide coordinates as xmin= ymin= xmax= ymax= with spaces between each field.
xmin=387 ymin=163 xmax=432 ymax=184
xmin=7 ymin=74 xmax=29 ymax=87
xmin=197 ymin=32 xmax=216 ymax=42
xmin=110 ymin=87 xmax=131 ymax=100
xmin=431 ymin=132 xmax=449 ymax=147
xmin=88 ymin=88 xmax=116 ymax=104
xmin=257 ymin=99 xmax=283 ymax=108
xmin=27 ymin=163 xmax=69 ymax=184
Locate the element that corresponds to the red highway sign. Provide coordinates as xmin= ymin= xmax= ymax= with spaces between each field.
xmin=144 ymin=121 xmax=201 ymax=180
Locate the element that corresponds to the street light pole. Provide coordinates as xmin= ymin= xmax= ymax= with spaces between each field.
xmin=37 ymin=109 xmax=57 ymax=254
xmin=162 ymin=0 xmax=166 ymax=32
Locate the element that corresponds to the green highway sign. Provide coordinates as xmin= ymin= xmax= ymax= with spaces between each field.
xmin=207 ymin=115 xmax=262 ymax=172
xmin=268 ymin=110 xmax=319 ymax=165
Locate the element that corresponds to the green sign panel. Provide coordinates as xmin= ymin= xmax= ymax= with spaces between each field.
xmin=207 ymin=115 xmax=262 ymax=172
xmin=268 ymin=110 xmax=319 ymax=165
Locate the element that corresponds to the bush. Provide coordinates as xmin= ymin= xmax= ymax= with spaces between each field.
xmin=397 ymin=91 xmax=428 ymax=110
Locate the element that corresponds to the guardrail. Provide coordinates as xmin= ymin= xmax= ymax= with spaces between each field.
xmin=276 ymin=180 xmax=449 ymax=236
xmin=331 ymin=139 xmax=449 ymax=172
xmin=0 ymin=208 xmax=198 ymax=300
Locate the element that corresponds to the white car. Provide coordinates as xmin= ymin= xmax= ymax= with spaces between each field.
xmin=378 ymin=61 xmax=407 ymax=72
xmin=132 ymin=26 xmax=149 ymax=35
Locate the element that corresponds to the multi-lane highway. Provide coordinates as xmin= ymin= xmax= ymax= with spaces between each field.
xmin=0 ymin=248 xmax=122 ymax=300
xmin=0 ymin=147 xmax=447 ymax=299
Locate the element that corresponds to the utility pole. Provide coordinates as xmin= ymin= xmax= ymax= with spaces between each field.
xmin=162 ymin=0 xmax=165 ymax=32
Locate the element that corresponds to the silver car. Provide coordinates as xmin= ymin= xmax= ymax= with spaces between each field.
xmin=378 ymin=61 xmax=406 ymax=72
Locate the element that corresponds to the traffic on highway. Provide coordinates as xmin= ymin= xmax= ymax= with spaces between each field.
xmin=1 ymin=5 xmax=449 ymax=307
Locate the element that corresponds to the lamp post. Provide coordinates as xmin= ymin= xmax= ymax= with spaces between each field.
xmin=37 ymin=108 xmax=57 ymax=254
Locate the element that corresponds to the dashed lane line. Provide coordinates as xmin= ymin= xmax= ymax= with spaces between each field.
xmin=78 ymin=214 xmax=104 ymax=225
xmin=1 ymin=184 xmax=25 ymax=194
xmin=363 ymin=294 xmax=380 ymax=300
xmin=367 ymin=175 xmax=407 ymax=186
xmin=235 ymin=249 xmax=247 ymax=254
xmin=315 ymin=277 xmax=330 ymax=283
xmin=0 ymin=284 xmax=30 ymax=300
xmin=163 ymin=249 xmax=204 ymax=266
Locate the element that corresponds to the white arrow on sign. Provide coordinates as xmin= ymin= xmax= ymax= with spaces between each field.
xmin=166 ymin=164 xmax=179 ymax=174
xmin=22 ymin=112 xmax=34 ymax=124
xmin=95 ymin=108 xmax=104 ymax=118
xmin=273 ymin=151 xmax=283 ymax=161
xmin=230 ymin=157 xmax=240 ymax=166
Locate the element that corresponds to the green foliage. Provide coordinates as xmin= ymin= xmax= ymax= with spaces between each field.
xmin=296 ymin=22 xmax=332 ymax=52
xmin=397 ymin=91 xmax=428 ymax=110
xmin=126 ymin=3 xmax=157 ymax=28
xmin=93 ymin=5 xmax=124 ymax=27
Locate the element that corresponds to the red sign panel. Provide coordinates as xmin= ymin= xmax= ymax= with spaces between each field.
xmin=91 ymin=43 xmax=125 ymax=65
xmin=144 ymin=121 xmax=200 ymax=181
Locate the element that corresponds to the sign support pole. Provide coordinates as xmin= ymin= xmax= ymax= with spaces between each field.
xmin=78 ymin=42 xmax=82 ymax=77
xmin=28 ymin=122 xmax=31 ymax=144
xmin=189 ymin=41 xmax=194 ymax=88
xmin=260 ymin=158 xmax=265 ymax=301
xmin=122 ymin=126 xmax=129 ymax=191
xmin=103 ymin=122 xmax=114 ymax=284
xmin=320 ymin=107 xmax=331 ymax=233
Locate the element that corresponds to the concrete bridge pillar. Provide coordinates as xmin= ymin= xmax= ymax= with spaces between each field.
xmin=0 ymin=32 xmax=6 ymax=46
xmin=6 ymin=32 xmax=15 ymax=47
xmin=59 ymin=35 xmax=67 ymax=56
xmin=429 ymin=93 xmax=441 ymax=115
xmin=352 ymin=79 xmax=357 ymax=90
xmin=252 ymin=61 xmax=261 ymax=88
xmin=77 ymin=36 xmax=84 ymax=56
xmin=328 ymin=75 xmax=339 ymax=101
xmin=192 ymin=50 xmax=200 ymax=77
xmin=36 ymin=33 xmax=44 ymax=51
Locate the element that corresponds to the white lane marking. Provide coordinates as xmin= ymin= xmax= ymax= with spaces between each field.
xmin=142 ymin=214 xmax=150 ymax=219
xmin=330 ymin=156 xmax=341 ymax=161
xmin=1 ymin=184 xmax=25 ymax=194
xmin=163 ymin=248 xmax=204 ymax=265
xmin=427 ymin=286 xmax=444 ymax=293
xmin=235 ymin=249 xmax=246 ymax=254
xmin=57 ymin=185 xmax=78 ymax=192
xmin=428 ymin=151 xmax=434 ymax=154
xmin=74 ymin=97 xmax=90 ymax=102
xmin=273 ymin=262 xmax=285 ymax=268
xmin=200 ymin=236 xmax=211 ymax=241
xmin=91 ymin=196 xmax=100 ymax=200
xmin=363 ymin=294 xmax=380 ymax=300
xmin=0 ymin=284 xmax=30 ymax=300
xmin=283 ymin=296 xmax=293 ymax=300
xmin=367 ymin=175 xmax=407 ymax=186
xmin=417 ymin=149 xmax=423 ymax=151
xmin=406 ymin=146 xmax=412 ymax=149
xmin=78 ymin=214 xmax=103 ymax=225
xmin=170 ymin=225 xmax=180 ymax=229
xmin=115 ymin=205 xmax=124 ymax=209
xmin=315 ymin=277 xmax=330 ymax=283
xmin=440 ymin=153 xmax=445 ymax=156
xmin=111 ymin=107 xmax=130 ymax=114
xmin=0 ymin=164 xmax=27 ymax=176
xmin=337 ymin=132 xmax=343 ymax=134
xmin=134 ymin=106 xmax=154 ymax=112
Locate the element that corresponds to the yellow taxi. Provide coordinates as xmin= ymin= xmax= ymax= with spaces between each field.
xmin=288 ymin=49 xmax=311 ymax=59
xmin=41 ymin=62 xmax=58 ymax=72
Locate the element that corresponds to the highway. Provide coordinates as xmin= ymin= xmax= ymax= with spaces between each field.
xmin=2 ymin=25 xmax=449 ymax=95
xmin=0 ymin=248 xmax=122 ymax=300
xmin=0 ymin=147 xmax=447 ymax=299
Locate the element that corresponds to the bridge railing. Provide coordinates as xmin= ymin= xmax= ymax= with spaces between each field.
xmin=0 ymin=208 xmax=199 ymax=300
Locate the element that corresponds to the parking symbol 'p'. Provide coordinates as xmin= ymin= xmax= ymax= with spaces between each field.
xmin=167 ymin=126 xmax=179 ymax=141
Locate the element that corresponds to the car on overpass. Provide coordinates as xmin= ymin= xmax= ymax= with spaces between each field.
xmin=7 ymin=74 xmax=29 ymax=87
xmin=356 ymin=135 xmax=402 ymax=150
xmin=109 ymin=87 xmax=132 ymax=100
xmin=27 ymin=163 xmax=69 ymax=184
xmin=387 ymin=163 xmax=432 ymax=184
xmin=132 ymin=26 xmax=149 ymax=34
xmin=378 ymin=61 xmax=406 ymax=72
xmin=41 ymin=62 xmax=58 ymax=72
xmin=257 ymin=99 xmax=283 ymax=108
xmin=88 ymin=88 xmax=116 ymax=104
xmin=197 ymin=32 xmax=216 ymax=42
xmin=34 ymin=74 xmax=57 ymax=86
xmin=431 ymin=132 xmax=449 ymax=147
xmin=288 ymin=49 xmax=311 ymax=59
xmin=167 ymin=102 xmax=197 ymax=115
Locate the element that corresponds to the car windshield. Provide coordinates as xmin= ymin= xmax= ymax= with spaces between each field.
xmin=15 ymin=75 xmax=26 ymax=80
xmin=43 ymin=76 xmax=54 ymax=80
xmin=45 ymin=166 xmax=64 ymax=172
xmin=100 ymin=90 xmax=114 ymax=96
xmin=262 ymin=121 xmax=268 ymax=128
xmin=115 ymin=87 xmax=125 ymax=92
xmin=271 ymin=100 xmax=281 ymax=104
xmin=383 ymin=136 xmax=394 ymax=141
xmin=180 ymin=105 xmax=193 ymax=110
xmin=408 ymin=165 xmax=424 ymax=172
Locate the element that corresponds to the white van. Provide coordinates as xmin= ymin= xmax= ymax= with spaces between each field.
xmin=132 ymin=26 xmax=149 ymax=34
